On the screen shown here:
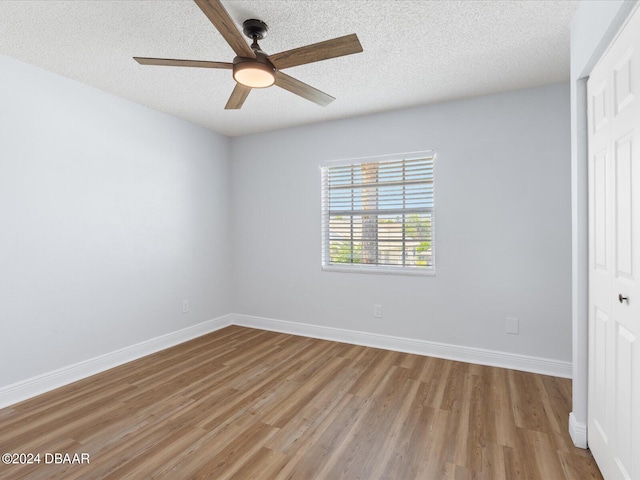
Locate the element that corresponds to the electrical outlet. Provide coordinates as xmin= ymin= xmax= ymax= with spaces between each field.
xmin=182 ymin=300 xmax=190 ymax=314
xmin=506 ymin=317 xmax=519 ymax=335
xmin=374 ymin=304 xmax=382 ymax=318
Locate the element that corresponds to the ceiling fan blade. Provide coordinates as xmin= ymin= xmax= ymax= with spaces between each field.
xmin=193 ymin=0 xmax=255 ymax=59
xmin=134 ymin=57 xmax=233 ymax=69
xmin=225 ymin=83 xmax=251 ymax=109
xmin=268 ymin=33 xmax=363 ymax=70
xmin=275 ymin=72 xmax=334 ymax=107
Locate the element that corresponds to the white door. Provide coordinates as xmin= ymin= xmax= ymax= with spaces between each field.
xmin=587 ymin=6 xmax=640 ymax=480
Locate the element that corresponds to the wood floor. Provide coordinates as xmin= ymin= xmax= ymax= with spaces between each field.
xmin=0 ymin=326 xmax=602 ymax=480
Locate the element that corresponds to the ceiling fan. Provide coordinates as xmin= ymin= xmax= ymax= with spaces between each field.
xmin=133 ymin=0 xmax=363 ymax=110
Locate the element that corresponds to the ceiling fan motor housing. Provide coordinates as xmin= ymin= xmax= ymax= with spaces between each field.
xmin=232 ymin=51 xmax=274 ymax=68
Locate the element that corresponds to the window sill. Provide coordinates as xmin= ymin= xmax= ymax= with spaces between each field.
xmin=322 ymin=265 xmax=435 ymax=277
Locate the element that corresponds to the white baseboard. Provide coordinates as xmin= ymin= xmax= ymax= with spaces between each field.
xmin=0 ymin=314 xmax=233 ymax=409
xmin=0 ymin=312 xmax=573 ymax=409
xmin=569 ymin=412 xmax=588 ymax=448
xmin=232 ymin=314 xmax=573 ymax=378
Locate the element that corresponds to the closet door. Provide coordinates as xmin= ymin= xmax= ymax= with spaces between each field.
xmin=587 ymin=6 xmax=640 ymax=480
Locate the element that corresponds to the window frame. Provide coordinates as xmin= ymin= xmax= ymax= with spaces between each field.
xmin=320 ymin=151 xmax=436 ymax=277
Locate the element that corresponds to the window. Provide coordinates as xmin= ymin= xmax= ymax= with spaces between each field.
xmin=321 ymin=151 xmax=435 ymax=275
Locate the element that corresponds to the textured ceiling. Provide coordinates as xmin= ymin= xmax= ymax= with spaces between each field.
xmin=0 ymin=0 xmax=579 ymax=137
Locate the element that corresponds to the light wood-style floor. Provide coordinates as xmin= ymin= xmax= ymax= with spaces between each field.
xmin=0 ymin=326 xmax=602 ymax=480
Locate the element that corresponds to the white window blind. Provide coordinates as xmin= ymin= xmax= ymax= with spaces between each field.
xmin=321 ymin=152 xmax=435 ymax=275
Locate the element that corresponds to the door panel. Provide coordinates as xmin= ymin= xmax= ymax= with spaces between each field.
xmin=592 ymin=307 xmax=610 ymax=443
xmin=593 ymin=85 xmax=608 ymax=133
xmin=594 ymin=151 xmax=608 ymax=270
xmin=614 ymin=324 xmax=634 ymax=479
xmin=613 ymin=51 xmax=634 ymax=115
xmin=614 ymin=135 xmax=632 ymax=278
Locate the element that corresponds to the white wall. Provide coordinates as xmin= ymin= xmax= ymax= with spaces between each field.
xmin=0 ymin=55 xmax=232 ymax=389
xmin=568 ymin=0 xmax=637 ymax=448
xmin=230 ymin=83 xmax=572 ymax=362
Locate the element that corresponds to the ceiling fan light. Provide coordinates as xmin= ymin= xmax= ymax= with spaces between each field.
xmin=233 ymin=61 xmax=275 ymax=88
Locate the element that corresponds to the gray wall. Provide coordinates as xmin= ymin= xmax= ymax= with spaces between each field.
xmin=0 ymin=51 xmax=573 ymax=396
xmin=230 ymin=83 xmax=572 ymax=362
xmin=0 ymin=55 xmax=232 ymax=388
